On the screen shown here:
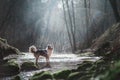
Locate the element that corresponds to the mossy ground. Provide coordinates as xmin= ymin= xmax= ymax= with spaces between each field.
xmin=99 ymin=61 xmax=120 ymax=80
xmin=30 ymin=71 xmax=53 ymax=80
xmin=11 ymin=75 xmax=22 ymax=80
xmin=53 ymin=69 xmax=71 ymax=79
xmin=0 ymin=59 xmax=20 ymax=77
xmin=21 ymin=61 xmax=39 ymax=71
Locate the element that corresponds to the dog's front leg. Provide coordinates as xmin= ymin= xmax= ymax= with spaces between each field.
xmin=46 ymin=56 xmax=49 ymax=64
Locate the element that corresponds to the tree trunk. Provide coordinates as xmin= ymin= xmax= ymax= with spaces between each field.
xmin=109 ymin=0 xmax=120 ymax=22
xmin=84 ymin=0 xmax=89 ymax=48
xmin=62 ymin=0 xmax=73 ymax=51
xmin=71 ymin=0 xmax=77 ymax=51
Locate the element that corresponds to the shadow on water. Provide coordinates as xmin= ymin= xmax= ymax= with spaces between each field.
xmin=37 ymin=62 xmax=52 ymax=69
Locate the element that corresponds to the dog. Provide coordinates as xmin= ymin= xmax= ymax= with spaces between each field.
xmin=29 ymin=45 xmax=53 ymax=65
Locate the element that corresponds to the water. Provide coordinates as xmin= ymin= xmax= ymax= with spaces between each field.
xmin=1 ymin=52 xmax=100 ymax=80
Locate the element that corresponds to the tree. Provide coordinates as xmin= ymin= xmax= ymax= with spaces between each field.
xmin=62 ymin=0 xmax=77 ymax=53
xmin=109 ymin=0 xmax=120 ymax=22
xmin=84 ymin=0 xmax=89 ymax=47
xmin=0 ymin=0 xmax=17 ymax=36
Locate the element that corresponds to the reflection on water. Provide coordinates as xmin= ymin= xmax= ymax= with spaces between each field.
xmin=40 ymin=63 xmax=51 ymax=69
xmin=18 ymin=52 xmax=99 ymax=62
xmin=1 ymin=52 xmax=100 ymax=80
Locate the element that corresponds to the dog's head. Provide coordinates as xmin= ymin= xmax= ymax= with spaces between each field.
xmin=47 ymin=45 xmax=53 ymax=50
xmin=46 ymin=44 xmax=54 ymax=51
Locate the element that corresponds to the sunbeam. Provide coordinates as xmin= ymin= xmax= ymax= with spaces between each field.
xmin=0 ymin=0 xmax=119 ymax=79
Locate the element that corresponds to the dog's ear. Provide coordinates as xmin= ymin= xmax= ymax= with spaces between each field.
xmin=47 ymin=44 xmax=51 ymax=46
xmin=32 ymin=45 xmax=35 ymax=47
xmin=51 ymin=44 xmax=54 ymax=49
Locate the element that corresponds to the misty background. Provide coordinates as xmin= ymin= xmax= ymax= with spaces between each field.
xmin=0 ymin=0 xmax=118 ymax=52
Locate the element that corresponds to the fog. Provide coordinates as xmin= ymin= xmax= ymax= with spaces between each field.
xmin=0 ymin=0 xmax=116 ymax=52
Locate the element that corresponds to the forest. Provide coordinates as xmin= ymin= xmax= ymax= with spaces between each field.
xmin=0 ymin=0 xmax=120 ymax=80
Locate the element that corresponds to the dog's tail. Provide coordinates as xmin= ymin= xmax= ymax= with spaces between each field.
xmin=29 ymin=45 xmax=37 ymax=53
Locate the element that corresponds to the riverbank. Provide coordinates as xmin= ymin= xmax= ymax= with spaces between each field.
xmin=1 ymin=52 xmax=99 ymax=80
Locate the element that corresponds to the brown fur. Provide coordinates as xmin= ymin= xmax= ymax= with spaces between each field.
xmin=29 ymin=45 xmax=53 ymax=64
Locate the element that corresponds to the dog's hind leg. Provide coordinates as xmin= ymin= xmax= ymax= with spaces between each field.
xmin=35 ymin=56 xmax=39 ymax=65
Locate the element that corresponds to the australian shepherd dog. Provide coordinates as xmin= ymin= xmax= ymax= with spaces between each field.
xmin=29 ymin=45 xmax=53 ymax=65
